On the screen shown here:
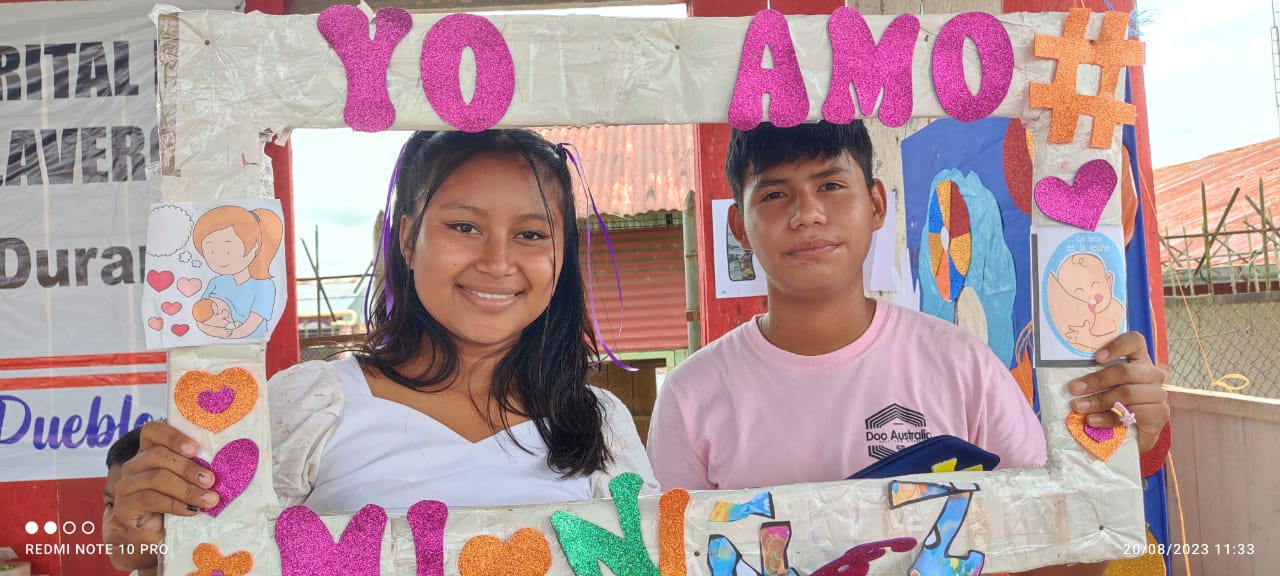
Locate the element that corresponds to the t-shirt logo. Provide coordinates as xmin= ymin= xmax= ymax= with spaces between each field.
xmin=864 ymin=403 xmax=931 ymax=459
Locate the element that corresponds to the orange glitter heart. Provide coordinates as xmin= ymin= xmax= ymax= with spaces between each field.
xmin=174 ymin=367 xmax=258 ymax=433
xmin=459 ymin=528 xmax=552 ymax=576
xmin=187 ymin=542 xmax=253 ymax=576
xmin=1066 ymin=411 xmax=1126 ymax=461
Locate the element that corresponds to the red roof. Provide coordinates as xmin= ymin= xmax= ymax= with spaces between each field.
xmin=1153 ymin=138 xmax=1280 ymax=269
xmin=536 ymin=125 xmax=697 ymax=217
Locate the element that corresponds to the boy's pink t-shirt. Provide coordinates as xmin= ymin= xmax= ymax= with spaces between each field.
xmin=647 ymin=300 xmax=1047 ymax=491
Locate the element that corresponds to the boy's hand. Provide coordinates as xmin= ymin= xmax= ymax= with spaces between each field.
xmin=107 ymin=421 xmax=218 ymax=551
xmin=1067 ymin=332 xmax=1170 ymax=454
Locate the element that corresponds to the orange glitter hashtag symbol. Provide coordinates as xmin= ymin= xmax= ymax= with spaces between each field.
xmin=1029 ymin=9 xmax=1145 ymax=149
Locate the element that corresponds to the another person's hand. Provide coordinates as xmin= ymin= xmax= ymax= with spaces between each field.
xmin=107 ymin=422 xmax=218 ymax=554
xmin=1068 ymin=331 xmax=1170 ymax=453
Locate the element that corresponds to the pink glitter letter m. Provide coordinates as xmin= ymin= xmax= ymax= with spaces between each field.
xmin=729 ymin=9 xmax=810 ymax=130
xmin=823 ymin=8 xmax=919 ymax=128
xmin=276 ymin=504 xmax=387 ymax=576
xmin=318 ymin=6 xmax=412 ymax=132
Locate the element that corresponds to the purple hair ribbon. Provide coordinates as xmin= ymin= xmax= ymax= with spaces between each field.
xmin=559 ymin=143 xmax=635 ymax=372
xmin=364 ymin=135 xmax=412 ymax=333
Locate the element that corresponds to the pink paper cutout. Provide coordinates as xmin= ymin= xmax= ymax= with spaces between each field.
xmin=171 ymin=324 xmax=190 ymax=337
xmin=408 ymin=500 xmax=449 ymax=576
xmin=161 ymin=302 xmax=182 ymax=316
xmin=276 ymin=504 xmax=387 ymax=576
xmin=318 ymin=6 xmax=412 ymax=132
xmin=176 ymin=277 xmax=202 ymax=298
xmin=191 ymin=438 xmax=258 ymax=518
xmin=146 ymin=270 xmax=174 ymax=292
xmin=1083 ymin=423 xmax=1115 ymax=443
xmin=421 ymin=14 xmax=515 ymax=133
xmin=823 ymin=8 xmax=919 ymax=128
xmin=729 ymin=9 xmax=809 ymax=130
xmin=931 ymin=12 xmax=1014 ymax=122
xmin=1034 ymin=159 xmax=1117 ymax=231
xmin=147 ymin=317 xmax=163 ymax=331
xmin=198 ymin=386 xmax=236 ymax=414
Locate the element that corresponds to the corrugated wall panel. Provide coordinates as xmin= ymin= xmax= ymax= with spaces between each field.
xmin=579 ymin=224 xmax=688 ymax=352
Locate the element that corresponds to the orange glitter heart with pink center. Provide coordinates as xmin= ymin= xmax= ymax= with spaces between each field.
xmin=175 ymin=367 xmax=258 ymax=433
xmin=459 ymin=528 xmax=552 ymax=576
xmin=1066 ymin=411 xmax=1126 ymax=461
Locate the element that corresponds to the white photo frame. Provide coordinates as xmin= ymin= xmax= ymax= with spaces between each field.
xmin=154 ymin=6 xmax=1145 ymax=575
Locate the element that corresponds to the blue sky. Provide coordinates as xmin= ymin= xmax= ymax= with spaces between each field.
xmin=292 ymin=2 xmax=1278 ymax=277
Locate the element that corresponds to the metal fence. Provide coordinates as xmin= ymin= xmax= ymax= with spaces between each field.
xmin=1161 ymin=182 xmax=1279 ymax=399
xmin=1163 ymin=292 xmax=1280 ymax=400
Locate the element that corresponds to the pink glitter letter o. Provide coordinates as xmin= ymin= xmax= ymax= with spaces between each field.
xmin=931 ymin=12 xmax=1014 ymax=122
xmin=729 ymin=9 xmax=810 ymax=130
xmin=421 ymin=14 xmax=515 ymax=133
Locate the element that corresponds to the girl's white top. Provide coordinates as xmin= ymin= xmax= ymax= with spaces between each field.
xmin=270 ymin=355 xmax=659 ymax=515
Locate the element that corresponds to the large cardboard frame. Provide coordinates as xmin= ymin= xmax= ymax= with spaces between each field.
xmin=154 ymin=6 xmax=1144 ymax=575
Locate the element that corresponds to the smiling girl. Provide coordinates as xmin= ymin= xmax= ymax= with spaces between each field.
xmin=108 ymin=130 xmax=657 ymax=554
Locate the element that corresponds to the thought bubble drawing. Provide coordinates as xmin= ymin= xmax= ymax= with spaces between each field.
xmin=148 ymin=204 xmax=195 ymax=258
xmin=179 ymin=251 xmax=192 ymax=263
xmin=193 ymin=260 xmax=203 ymax=269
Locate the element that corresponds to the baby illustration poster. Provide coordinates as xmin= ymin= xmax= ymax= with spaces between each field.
xmin=141 ymin=201 xmax=287 ymax=349
xmin=1034 ymin=225 xmax=1127 ymax=365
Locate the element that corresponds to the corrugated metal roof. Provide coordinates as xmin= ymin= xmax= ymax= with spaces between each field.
xmin=580 ymin=225 xmax=689 ymax=352
xmin=536 ymin=125 xmax=697 ymax=218
xmin=1153 ymin=138 xmax=1280 ymax=268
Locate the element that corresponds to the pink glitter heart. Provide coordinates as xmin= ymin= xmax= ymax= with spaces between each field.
xmin=1083 ymin=423 xmax=1115 ymax=443
xmin=211 ymin=571 xmax=224 ymax=576
xmin=197 ymin=386 xmax=236 ymax=414
xmin=192 ymin=438 xmax=258 ymax=518
xmin=1034 ymin=159 xmax=1117 ymax=231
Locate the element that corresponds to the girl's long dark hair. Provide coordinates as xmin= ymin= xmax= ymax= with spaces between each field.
xmin=358 ymin=129 xmax=610 ymax=477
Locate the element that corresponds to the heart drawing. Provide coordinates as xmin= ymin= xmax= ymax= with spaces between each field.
xmin=1033 ymin=159 xmax=1117 ymax=232
xmin=146 ymin=270 xmax=175 ymax=292
xmin=192 ymin=439 xmax=259 ymax=518
xmin=177 ymin=277 xmax=203 ymax=298
xmin=147 ymin=317 xmax=164 ymax=331
xmin=161 ymin=302 xmax=182 ymax=316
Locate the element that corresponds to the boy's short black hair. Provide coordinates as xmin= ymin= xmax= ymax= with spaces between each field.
xmin=724 ymin=120 xmax=875 ymax=206
xmin=105 ymin=425 xmax=144 ymax=468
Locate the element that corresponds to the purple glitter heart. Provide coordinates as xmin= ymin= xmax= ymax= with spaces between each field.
xmin=192 ymin=438 xmax=258 ymax=518
xmin=211 ymin=571 xmax=225 ymax=576
xmin=197 ymin=386 xmax=236 ymax=414
xmin=1083 ymin=423 xmax=1115 ymax=443
xmin=1034 ymin=159 xmax=1118 ymax=231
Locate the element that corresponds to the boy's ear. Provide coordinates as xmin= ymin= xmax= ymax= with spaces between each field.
xmin=869 ymin=179 xmax=888 ymax=230
xmin=1106 ymin=271 xmax=1114 ymax=287
xmin=728 ymin=202 xmax=752 ymax=251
